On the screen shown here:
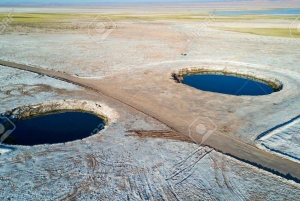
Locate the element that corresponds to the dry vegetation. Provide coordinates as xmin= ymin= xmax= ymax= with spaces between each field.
xmin=1 ymin=12 xmax=298 ymax=37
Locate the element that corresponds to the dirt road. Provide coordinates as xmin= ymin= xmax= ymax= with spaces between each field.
xmin=1 ymin=59 xmax=300 ymax=181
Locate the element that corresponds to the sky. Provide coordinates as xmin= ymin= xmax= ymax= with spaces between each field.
xmin=0 ymin=0 xmax=292 ymax=6
xmin=0 ymin=0 xmax=251 ymax=6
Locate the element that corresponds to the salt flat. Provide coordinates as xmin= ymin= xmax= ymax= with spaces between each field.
xmin=257 ymin=116 xmax=300 ymax=163
xmin=1 ymin=6 xmax=300 ymax=200
xmin=1 ymin=67 xmax=300 ymax=200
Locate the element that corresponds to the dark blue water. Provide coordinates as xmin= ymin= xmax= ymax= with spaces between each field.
xmin=215 ymin=9 xmax=300 ymax=15
xmin=3 ymin=112 xmax=105 ymax=146
xmin=183 ymin=74 xmax=274 ymax=96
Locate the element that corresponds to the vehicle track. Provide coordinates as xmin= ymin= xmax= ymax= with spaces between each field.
xmin=1 ymin=59 xmax=300 ymax=182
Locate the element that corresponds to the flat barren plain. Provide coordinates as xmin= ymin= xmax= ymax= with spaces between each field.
xmin=1 ymin=6 xmax=300 ymax=200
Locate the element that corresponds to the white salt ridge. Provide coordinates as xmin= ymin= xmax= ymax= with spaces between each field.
xmin=257 ymin=117 xmax=300 ymax=163
xmin=0 ymin=146 xmax=13 ymax=155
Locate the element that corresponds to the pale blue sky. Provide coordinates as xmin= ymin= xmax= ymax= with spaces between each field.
xmin=0 ymin=0 xmax=249 ymax=6
xmin=0 ymin=0 xmax=287 ymax=6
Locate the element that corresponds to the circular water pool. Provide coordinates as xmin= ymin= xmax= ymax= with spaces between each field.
xmin=2 ymin=111 xmax=106 ymax=146
xmin=183 ymin=74 xmax=275 ymax=96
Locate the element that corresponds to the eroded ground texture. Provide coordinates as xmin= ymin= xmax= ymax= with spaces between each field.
xmin=0 ymin=65 xmax=83 ymax=109
xmin=1 ymin=7 xmax=300 ymax=200
xmin=0 ymin=68 xmax=300 ymax=200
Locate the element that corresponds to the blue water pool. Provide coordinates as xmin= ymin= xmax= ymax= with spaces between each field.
xmin=3 ymin=111 xmax=105 ymax=146
xmin=183 ymin=74 xmax=275 ymax=96
xmin=214 ymin=9 xmax=300 ymax=16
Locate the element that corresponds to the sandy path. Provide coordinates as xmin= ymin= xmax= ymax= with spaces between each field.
xmin=1 ymin=59 xmax=300 ymax=182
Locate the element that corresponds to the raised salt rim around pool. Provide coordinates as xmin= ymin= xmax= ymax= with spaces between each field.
xmin=172 ymin=68 xmax=283 ymax=96
xmin=0 ymin=100 xmax=119 ymax=146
